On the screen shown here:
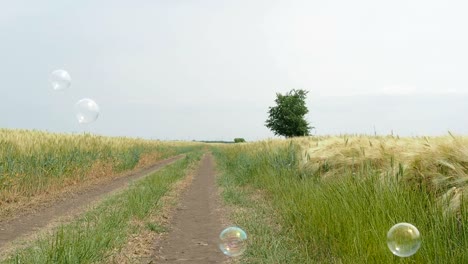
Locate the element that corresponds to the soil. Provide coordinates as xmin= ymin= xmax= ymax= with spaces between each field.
xmin=152 ymin=153 xmax=230 ymax=263
xmin=0 ymin=154 xmax=185 ymax=257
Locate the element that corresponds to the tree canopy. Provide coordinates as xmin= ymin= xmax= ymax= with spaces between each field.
xmin=265 ymin=89 xmax=312 ymax=138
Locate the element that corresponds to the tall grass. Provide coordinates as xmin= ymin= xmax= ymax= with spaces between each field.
xmin=299 ymin=135 xmax=468 ymax=214
xmin=0 ymin=129 xmax=202 ymax=211
xmin=213 ymin=136 xmax=468 ymax=263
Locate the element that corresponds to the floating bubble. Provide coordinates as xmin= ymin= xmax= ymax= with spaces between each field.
xmin=75 ymin=98 xmax=100 ymax=124
xmin=387 ymin=222 xmax=421 ymax=257
xmin=50 ymin=69 xmax=71 ymax=91
xmin=218 ymin=226 xmax=247 ymax=257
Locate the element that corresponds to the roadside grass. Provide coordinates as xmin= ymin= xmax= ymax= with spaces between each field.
xmin=2 ymin=150 xmax=203 ymax=264
xmin=215 ymin=165 xmax=304 ymax=263
xmin=0 ymin=128 xmax=202 ymax=216
xmin=212 ymin=137 xmax=468 ymax=263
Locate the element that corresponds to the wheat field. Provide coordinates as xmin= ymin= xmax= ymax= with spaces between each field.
xmin=0 ymin=128 xmax=200 ymax=216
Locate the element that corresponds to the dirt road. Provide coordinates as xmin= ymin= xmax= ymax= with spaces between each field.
xmin=153 ymin=153 xmax=230 ymax=263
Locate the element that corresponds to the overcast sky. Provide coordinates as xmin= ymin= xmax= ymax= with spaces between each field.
xmin=1 ymin=0 xmax=468 ymax=141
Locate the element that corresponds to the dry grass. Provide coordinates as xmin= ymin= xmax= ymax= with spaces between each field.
xmin=297 ymin=134 xmax=468 ymax=214
xmin=0 ymin=128 xmax=201 ymax=218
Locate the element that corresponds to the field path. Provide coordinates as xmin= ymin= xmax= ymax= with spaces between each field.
xmin=153 ymin=153 xmax=229 ymax=263
xmin=0 ymin=154 xmax=185 ymax=252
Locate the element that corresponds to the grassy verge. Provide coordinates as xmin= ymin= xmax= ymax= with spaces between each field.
xmin=2 ymin=150 xmax=203 ymax=264
xmin=212 ymin=139 xmax=468 ymax=263
xmin=216 ymin=167 xmax=304 ymax=263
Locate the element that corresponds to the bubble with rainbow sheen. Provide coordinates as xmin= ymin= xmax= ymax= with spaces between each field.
xmin=387 ymin=222 xmax=421 ymax=257
xmin=75 ymin=98 xmax=100 ymax=124
xmin=50 ymin=69 xmax=71 ymax=91
xmin=218 ymin=226 xmax=247 ymax=257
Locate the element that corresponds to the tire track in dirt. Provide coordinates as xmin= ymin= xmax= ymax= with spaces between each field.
xmin=0 ymin=154 xmax=185 ymax=254
xmin=153 ymin=153 xmax=229 ymax=263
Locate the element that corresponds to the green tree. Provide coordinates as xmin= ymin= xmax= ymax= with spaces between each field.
xmin=265 ymin=89 xmax=312 ymax=137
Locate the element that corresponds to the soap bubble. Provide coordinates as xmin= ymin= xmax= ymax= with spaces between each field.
xmin=218 ymin=226 xmax=247 ymax=257
xmin=387 ymin=222 xmax=421 ymax=257
xmin=75 ymin=98 xmax=100 ymax=124
xmin=50 ymin=69 xmax=71 ymax=90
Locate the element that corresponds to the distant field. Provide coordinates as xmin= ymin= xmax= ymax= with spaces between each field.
xmin=0 ymin=129 xmax=202 ymax=217
xmin=213 ymin=135 xmax=468 ymax=263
